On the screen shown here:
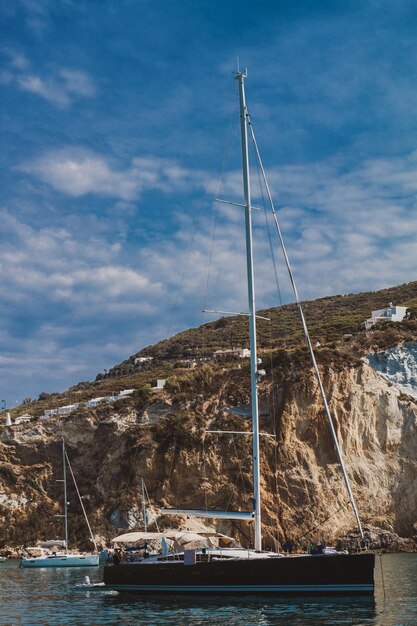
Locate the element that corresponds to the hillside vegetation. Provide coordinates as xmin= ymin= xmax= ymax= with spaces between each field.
xmin=112 ymin=279 xmax=417 ymax=364
xmin=9 ymin=280 xmax=417 ymax=418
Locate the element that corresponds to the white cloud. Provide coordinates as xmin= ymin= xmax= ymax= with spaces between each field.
xmin=4 ymin=144 xmax=417 ymax=402
xmin=17 ymin=68 xmax=96 ymax=107
xmin=17 ymin=74 xmax=70 ymax=107
xmin=20 ymin=147 xmax=205 ymax=200
xmin=59 ymin=68 xmax=96 ymax=97
xmin=3 ymin=48 xmax=29 ymax=70
xmin=1 ymin=47 xmax=97 ymax=107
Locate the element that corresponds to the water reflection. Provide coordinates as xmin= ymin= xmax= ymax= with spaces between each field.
xmin=102 ymin=593 xmax=376 ymax=626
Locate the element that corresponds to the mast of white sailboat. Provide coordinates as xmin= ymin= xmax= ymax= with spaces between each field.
xmin=62 ymin=438 xmax=69 ymax=554
xmin=236 ymin=70 xmax=262 ymax=552
xmin=64 ymin=448 xmax=98 ymax=552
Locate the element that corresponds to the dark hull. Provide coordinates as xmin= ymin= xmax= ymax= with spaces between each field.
xmin=103 ymin=553 xmax=375 ymax=595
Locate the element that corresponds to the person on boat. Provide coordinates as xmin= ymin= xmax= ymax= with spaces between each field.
xmin=283 ymin=540 xmax=294 ymax=554
xmin=310 ymin=543 xmax=326 ymax=555
xmin=113 ymin=549 xmax=121 ymax=566
xmin=106 ymin=548 xmax=114 ymax=564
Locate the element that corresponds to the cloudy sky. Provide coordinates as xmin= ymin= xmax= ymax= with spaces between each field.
xmin=1 ymin=0 xmax=417 ymax=404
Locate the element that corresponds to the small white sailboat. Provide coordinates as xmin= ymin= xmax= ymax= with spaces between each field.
xmin=21 ymin=439 xmax=99 ymax=568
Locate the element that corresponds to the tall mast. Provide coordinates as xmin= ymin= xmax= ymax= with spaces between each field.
xmin=236 ymin=71 xmax=262 ymax=552
xmin=62 ymin=438 xmax=69 ymax=553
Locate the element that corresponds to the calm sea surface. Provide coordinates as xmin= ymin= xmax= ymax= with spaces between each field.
xmin=0 ymin=554 xmax=415 ymax=625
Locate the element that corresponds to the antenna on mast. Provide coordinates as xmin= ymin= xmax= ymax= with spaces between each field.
xmin=235 ymin=60 xmax=248 ymax=79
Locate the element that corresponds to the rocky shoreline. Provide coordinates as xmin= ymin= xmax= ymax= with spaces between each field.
xmin=337 ymin=525 xmax=417 ymax=552
xmin=1 ymin=526 xmax=415 ymax=560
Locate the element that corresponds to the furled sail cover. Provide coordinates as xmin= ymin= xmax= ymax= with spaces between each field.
xmin=111 ymin=532 xmax=166 ymax=543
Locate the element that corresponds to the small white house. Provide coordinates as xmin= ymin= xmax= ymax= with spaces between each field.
xmin=363 ymin=303 xmax=408 ymax=330
xmin=214 ymin=348 xmax=250 ymax=359
xmin=42 ymin=408 xmax=59 ymax=419
xmin=87 ymin=397 xmax=107 ymax=408
xmin=118 ymin=389 xmax=134 ymax=398
xmin=152 ymin=379 xmax=167 ymax=391
xmin=57 ymin=404 xmax=79 ymax=416
xmin=134 ymin=356 xmax=153 ymax=365
xmin=14 ymin=414 xmax=33 ymax=425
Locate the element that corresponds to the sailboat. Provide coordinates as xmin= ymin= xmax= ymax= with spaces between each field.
xmin=103 ymin=71 xmax=375 ymax=594
xmin=21 ymin=439 xmax=99 ymax=568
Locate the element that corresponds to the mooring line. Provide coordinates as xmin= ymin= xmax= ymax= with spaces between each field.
xmin=379 ymin=552 xmax=386 ymax=603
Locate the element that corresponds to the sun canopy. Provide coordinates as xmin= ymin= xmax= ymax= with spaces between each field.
xmin=111 ymin=530 xmax=239 ymax=548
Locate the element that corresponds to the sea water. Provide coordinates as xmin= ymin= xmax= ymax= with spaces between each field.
xmin=0 ymin=553 xmax=415 ymax=625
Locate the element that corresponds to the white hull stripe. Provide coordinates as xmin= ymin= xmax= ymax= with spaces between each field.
xmin=21 ymin=558 xmax=99 ymax=568
xmin=108 ymin=584 xmax=374 ymax=592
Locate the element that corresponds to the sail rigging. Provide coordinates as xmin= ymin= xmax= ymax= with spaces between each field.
xmin=64 ymin=442 xmax=98 ymax=552
xmin=20 ymin=439 xmax=99 ymax=568
xmin=244 ymin=90 xmax=364 ymax=539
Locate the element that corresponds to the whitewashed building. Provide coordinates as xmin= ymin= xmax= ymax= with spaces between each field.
xmin=87 ymin=397 xmax=107 ymax=408
xmin=118 ymin=389 xmax=134 ymax=398
xmin=42 ymin=408 xmax=59 ymax=419
xmin=14 ymin=414 xmax=33 ymax=424
xmin=134 ymin=356 xmax=153 ymax=365
xmin=363 ymin=303 xmax=408 ymax=330
xmin=152 ymin=379 xmax=167 ymax=391
xmin=57 ymin=404 xmax=79 ymax=416
xmin=213 ymin=348 xmax=250 ymax=359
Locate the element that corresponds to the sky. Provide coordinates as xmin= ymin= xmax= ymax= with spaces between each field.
xmin=2 ymin=0 xmax=417 ymax=404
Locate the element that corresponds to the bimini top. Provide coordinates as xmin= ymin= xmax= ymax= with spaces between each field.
xmin=111 ymin=531 xmax=238 ymax=549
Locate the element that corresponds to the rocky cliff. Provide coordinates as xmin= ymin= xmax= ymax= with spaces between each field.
xmin=1 ymin=352 xmax=416 ymax=552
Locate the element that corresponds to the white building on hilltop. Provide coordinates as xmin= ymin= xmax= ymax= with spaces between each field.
xmin=87 ymin=397 xmax=107 ymax=408
xmin=363 ymin=303 xmax=408 ymax=330
xmin=57 ymin=404 xmax=79 ymax=416
xmin=213 ymin=348 xmax=250 ymax=359
xmin=14 ymin=414 xmax=33 ymax=424
xmin=152 ymin=379 xmax=167 ymax=391
xmin=118 ymin=389 xmax=134 ymax=398
xmin=134 ymin=356 xmax=153 ymax=365
xmin=41 ymin=408 xmax=59 ymax=419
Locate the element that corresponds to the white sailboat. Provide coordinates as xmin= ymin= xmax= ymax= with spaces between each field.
xmin=103 ymin=70 xmax=375 ymax=593
xmin=21 ymin=439 xmax=99 ymax=568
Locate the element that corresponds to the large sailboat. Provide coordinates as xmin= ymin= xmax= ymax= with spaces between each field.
xmin=103 ymin=71 xmax=375 ymax=594
xmin=21 ymin=439 xmax=99 ymax=568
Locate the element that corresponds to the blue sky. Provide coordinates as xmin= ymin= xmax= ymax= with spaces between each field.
xmin=2 ymin=0 xmax=417 ymax=404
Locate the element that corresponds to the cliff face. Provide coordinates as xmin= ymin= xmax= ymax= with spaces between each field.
xmin=272 ymin=362 xmax=417 ymax=543
xmin=366 ymin=340 xmax=417 ymax=399
xmin=0 ymin=360 xmax=416 ymax=550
